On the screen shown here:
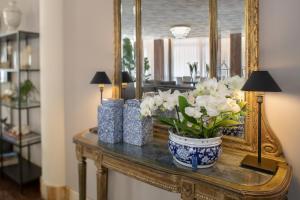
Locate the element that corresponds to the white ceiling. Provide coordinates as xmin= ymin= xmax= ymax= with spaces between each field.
xmin=121 ymin=0 xmax=245 ymax=39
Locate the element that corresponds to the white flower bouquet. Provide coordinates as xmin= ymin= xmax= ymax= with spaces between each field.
xmin=140 ymin=76 xmax=247 ymax=139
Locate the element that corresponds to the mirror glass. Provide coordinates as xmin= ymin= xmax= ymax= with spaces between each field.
xmin=217 ymin=0 xmax=246 ymax=80
xmin=120 ymin=0 xmax=247 ymax=138
xmin=218 ymin=0 xmax=246 ymax=138
xmin=141 ymin=0 xmax=210 ymax=95
xmin=121 ymin=0 xmax=136 ymax=100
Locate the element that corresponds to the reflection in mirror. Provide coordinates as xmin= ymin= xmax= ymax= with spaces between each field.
xmin=217 ymin=0 xmax=246 ymax=80
xmin=218 ymin=0 xmax=246 ymax=138
xmin=121 ymin=0 xmax=136 ymax=100
xmin=141 ymin=0 xmax=210 ymax=96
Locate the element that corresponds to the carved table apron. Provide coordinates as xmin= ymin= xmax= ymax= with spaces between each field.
xmin=73 ymin=131 xmax=292 ymax=200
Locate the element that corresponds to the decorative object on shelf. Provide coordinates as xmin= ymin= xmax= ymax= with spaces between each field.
xmin=140 ymin=77 xmax=247 ymax=169
xmin=0 ymin=152 xmax=18 ymax=167
xmin=98 ymin=99 xmax=124 ymax=144
xmin=0 ymin=40 xmax=13 ymax=69
xmin=10 ymin=125 xmax=31 ymax=136
xmin=2 ymin=0 xmax=22 ymax=32
xmin=1 ymin=117 xmax=13 ymax=132
xmin=170 ymin=25 xmax=191 ymax=39
xmin=19 ymin=79 xmax=38 ymax=102
xmin=241 ymin=70 xmax=281 ymax=174
xmin=90 ymin=71 xmax=111 ymax=104
xmin=121 ymin=71 xmax=133 ymax=99
xmin=20 ymin=38 xmax=32 ymax=69
xmin=123 ymin=99 xmax=153 ymax=146
xmin=1 ymin=88 xmax=15 ymax=102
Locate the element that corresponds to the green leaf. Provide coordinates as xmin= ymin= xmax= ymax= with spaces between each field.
xmin=158 ymin=116 xmax=178 ymax=127
xmin=216 ymin=120 xmax=240 ymax=127
xmin=178 ymin=96 xmax=197 ymax=124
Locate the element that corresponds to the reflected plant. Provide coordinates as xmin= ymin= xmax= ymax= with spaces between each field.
xmin=188 ymin=62 xmax=198 ymax=81
xmin=140 ymin=76 xmax=247 ymax=139
xmin=122 ymin=37 xmax=135 ymax=80
xmin=144 ymin=57 xmax=151 ymax=80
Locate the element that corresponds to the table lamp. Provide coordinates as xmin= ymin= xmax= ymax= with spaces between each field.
xmin=90 ymin=72 xmax=111 ymax=104
xmin=241 ymin=70 xmax=281 ymax=174
xmin=122 ymin=71 xmax=133 ymax=99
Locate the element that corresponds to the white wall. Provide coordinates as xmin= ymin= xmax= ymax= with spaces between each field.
xmin=40 ymin=0 xmax=66 ymax=187
xmin=0 ymin=0 xmax=39 ymax=32
xmin=63 ymin=0 xmax=179 ymax=198
xmin=63 ymin=0 xmax=300 ymax=200
xmin=260 ymin=0 xmax=300 ymax=199
xmin=63 ymin=0 xmax=115 ymax=198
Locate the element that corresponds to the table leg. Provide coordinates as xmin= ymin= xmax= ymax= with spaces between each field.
xmin=181 ymin=180 xmax=195 ymax=200
xmin=97 ymin=166 xmax=108 ymax=200
xmin=78 ymin=157 xmax=87 ymax=200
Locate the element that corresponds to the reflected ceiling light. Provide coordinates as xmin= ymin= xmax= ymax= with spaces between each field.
xmin=170 ymin=26 xmax=191 ymax=39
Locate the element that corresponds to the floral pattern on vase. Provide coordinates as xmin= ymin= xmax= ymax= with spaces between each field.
xmin=123 ymin=99 xmax=153 ymax=146
xmin=168 ymin=130 xmax=222 ymax=169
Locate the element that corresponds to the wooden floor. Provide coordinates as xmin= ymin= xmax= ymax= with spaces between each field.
xmin=0 ymin=177 xmax=41 ymax=200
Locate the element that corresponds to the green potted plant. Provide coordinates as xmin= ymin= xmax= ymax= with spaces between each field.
xmin=140 ymin=76 xmax=246 ymax=169
xmin=19 ymin=80 xmax=38 ymax=102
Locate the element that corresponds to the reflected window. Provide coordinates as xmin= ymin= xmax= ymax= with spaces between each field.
xmin=172 ymin=38 xmax=209 ymax=79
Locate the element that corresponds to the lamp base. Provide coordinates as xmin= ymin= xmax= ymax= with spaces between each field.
xmin=241 ymin=155 xmax=278 ymax=175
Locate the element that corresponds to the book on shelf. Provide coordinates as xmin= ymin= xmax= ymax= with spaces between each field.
xmin=0 ymin=152 xmax=18 ymax=167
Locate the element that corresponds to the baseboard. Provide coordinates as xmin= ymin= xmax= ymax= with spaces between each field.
xmin=68 ymin=188 xmax=93 ymax=200
xmin=41 ymin=179 xmax=70 ymax=200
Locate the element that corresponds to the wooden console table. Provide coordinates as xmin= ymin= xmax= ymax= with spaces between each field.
xmin=73 ymin=131 xmax=292 ymax=200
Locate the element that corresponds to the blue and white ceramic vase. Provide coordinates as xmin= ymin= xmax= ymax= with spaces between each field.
xmin=168 ymin=129 xmax=222 ymax=169
xmin=123 ymin=99 xmax=153 ymax=146
xmin=222 ymin=116 xmax=245 ymax=138
xmin=98 ymin=99 xmax=124 ymax=143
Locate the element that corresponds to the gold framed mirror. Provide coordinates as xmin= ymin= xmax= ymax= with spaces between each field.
xmin=113 ymin=0 xmax=283 ymax=158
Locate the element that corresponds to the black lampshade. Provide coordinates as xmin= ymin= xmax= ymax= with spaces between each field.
xmin=90 ymin=72 xmax=111 ymax=84
xmin=242 ymin=71 xmax=281 ymax=92
xmin=122 ymin=71 xmax=133 ymax=83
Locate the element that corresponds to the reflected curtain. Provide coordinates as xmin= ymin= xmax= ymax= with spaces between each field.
xmin=172 ymin=37 xmax=209 ymax=79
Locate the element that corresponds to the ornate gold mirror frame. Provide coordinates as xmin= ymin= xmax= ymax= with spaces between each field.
xmin=113 ymin=0 xmax=283 ymax=158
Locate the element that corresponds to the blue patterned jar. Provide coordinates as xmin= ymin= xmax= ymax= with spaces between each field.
xmin=98 ymin=99 xmax=124 ymax=143
xmin=123 ymin=99 xmax=153 ymax=146
xmin=168 ymin=129 xmax=222 ymax=169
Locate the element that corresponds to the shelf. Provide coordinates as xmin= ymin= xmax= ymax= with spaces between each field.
xmin=0 ymin=131 xmax=41 ymax=147
xmin=1 ymin=100 xmax=40 ymax=109
xmin=0 ymin=68 xmax=40 ymax=72
xmin=0 ymin=31 xmax=39 ymax=41
xmin=2 ymin=158 xmax=41 ymax=184
xmin=20 ymin=68 xmax=40 ymax=72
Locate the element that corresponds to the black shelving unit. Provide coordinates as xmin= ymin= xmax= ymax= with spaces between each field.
xmin=0 ymin=31 xmax=41 ymax=190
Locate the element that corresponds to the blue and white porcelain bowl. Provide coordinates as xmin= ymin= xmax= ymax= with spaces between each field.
xmin=168 ymin=130 xmax=222 ymax=169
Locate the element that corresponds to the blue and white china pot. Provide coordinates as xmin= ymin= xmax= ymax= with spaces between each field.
xmin=168 ymin=129 xmax=222 ymax=169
